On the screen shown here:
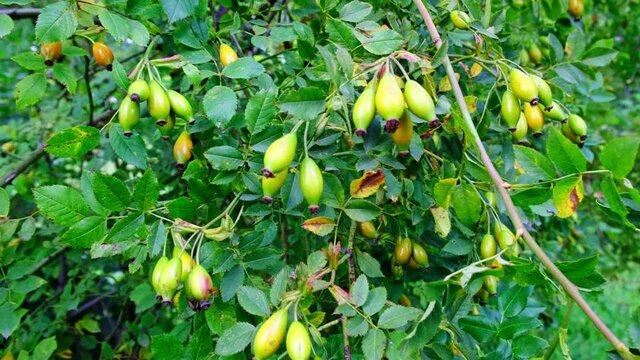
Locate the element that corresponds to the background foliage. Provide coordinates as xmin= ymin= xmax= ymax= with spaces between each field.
xmin=0 ymin=0 xmax=639 ymax=359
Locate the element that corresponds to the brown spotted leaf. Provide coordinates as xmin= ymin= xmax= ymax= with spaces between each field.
xmin=553 ymin=176 xmax=584 ymax=218
xmin=350 ymin=169 xmax=385 ymax=199
xmin=302 ymin=217 xmax=336 ymax=236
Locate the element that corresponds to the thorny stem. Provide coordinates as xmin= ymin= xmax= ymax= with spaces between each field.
xmin=342 ymin=317 xmax=351 ymax=360
xmin=347 ymin=221 xmax=357 ymax=284
xmin=84 ymin=55 xmax=94 ymax=124
xmin=411 ymin=1 xmax=632 ymax=357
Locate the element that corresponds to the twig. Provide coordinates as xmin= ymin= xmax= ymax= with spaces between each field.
xmin=347 ymin=221 xmax=357 ymax=284
xmin=342 ymin=317 xmax=351 ymax=360
xmin=0 ymin=146 xmax=46 ymax=187
xmin=26 ymin=246 xmax=68 ymax=276
xmin=84 ymin=56 xmax=94 ymax=124
xmin=411 ymin=1 xmax=632 ymax=358
xmin=0 ymin=7 xmax=40 ymax=19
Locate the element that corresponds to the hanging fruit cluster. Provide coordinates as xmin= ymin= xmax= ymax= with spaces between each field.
xmin=502 ymin=67 xmax=588 ymax=146
xmin=352 ymin=59 xmax=439 ymax=157
xmin=391 ymin=236 xmax=429 ymax=279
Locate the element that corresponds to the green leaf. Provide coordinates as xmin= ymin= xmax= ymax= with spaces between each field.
xmin=237 ymin=286 xmax=271 ymax=317
xmin=109 ymin=125 xmax=148 ymax=168
xmin=46 ymin=125 xmax=99 ymax=158
xmin=270 ymin=266 xmax=289 ymax=306
xmin=130 ymin=283 xmax=157 ymax=313
xmin=546 ymin=127 xmax=586 ymax=175
xmin=0 ymin=187 xmax=9 ymax=217
xmin=0 ymin=303 xmax=25 ymax=339
xmin=498 ymin=285 xmax=531 ymax=318
xmin=357 ymin=29 xmax=404 ymax=55
xmin=362 ymin=328 xmax=386 ymax=360
xmin=344 ymin=199 xmax=380 ymax=222
xmin=601 ymin=137 xmax=640 ymax=179
xmin=32 ymin=336 xmax=57 ymax=360
xmin=148 ymin=220 xmax=166 ymax=256
xmin=52 ymin=62 xmax=77 ymax=93
xmin=35 ymin=1 xmax=78 ymax=43
xmin=600 ymin=175 xmax=632 ymax=227
xmin=14 ymin=72 xmax=46 ymax=109
xmin=112 ymin=59 xmax=130 ymax=90
xmin=93 ymin=173 xmax=131 ymax=212
xmin=160 ymin=0 xmax=198 ymax=23
xmin=245 ymin=90 xmax=277 ymax=134
xmin=356 ymin=251 xmax=384 ymax=278
xmin=434 ymin=178 xmax=456 ymax=208
xmin=188 ymin=326 xmax=212 ymax=360
xmin=451 ymin=183 xmax=482 ymax=225
xmin=127 ymin=19 xmax=149 ymax=46
xmin=215 ymin=322 xmax=255 ymax=356
xmin=221 ymin=265 xmax=244 ymax=302
xmin=513 ymin=145 xmax=556 ymax=182
xmin=12 ymin=52 xmax=46 ymax=70
xmin=326 ymin=19 xmax=360 ymax=50
xmin=133 ymin=169 xmax=159 ymax=212
xmin=33 ymin=185 xmax=88 ymax=226
xmin=513 ymin=335 xmax=549 ymax=358
xmin=98 ymin=9 xmax=131 ymax=43
xmin=556 ymin=255 xmax=606 ymax=289
xmin=203 ymin=86 xmax=237 ymax=125
xmin=0 ymin=14 xmax=14 ymax=38
xmin=459 ymin=316 xmax=497 ymax=342
xmin=204 ymin=146 xmax=244 ymax=171
xmin=362 ymin=287 xmax=387 ymax=316
xmin=339 ymin=1 xmax=372 ymax=22
xmin=431 ymin=38 xmax=449 ymax=68
xmin=377 ymin=306 xmax=421 ymax=329
xmin=498 ymin=315 xmax=542 ymax=339
xmin=11 ymin=275 xmax=46 ymax=294
xmin=151 ymin=334 xmax=184 ymax=360
xmin=81 ymin=171 xmax=107 ymax=215
xmin=60 ymin=216 xmax=106 ymax=248
xmin=222 ymin=57 xmax=265 ymax=79
xmin=351 ymin=274 xmax=369 ymax=307
xmin=105 ymin=213 xmax=144 ymax=243
xmin=279 ymin=87 xmax=326 ymax=121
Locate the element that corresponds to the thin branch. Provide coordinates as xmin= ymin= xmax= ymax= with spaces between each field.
xmin=84 ymin=56 xmax=94 ymax=124
xmin=411 ymin=1 xmax=632 ymax=358
xmin=26 ymin=246 xmax=68 ymax=276
xmin=0 ymin=7 xmax=40 ymax=19
xmin=342 ymin=317 xmax=351 ymax=360
xmin=0 ymin=146 xmax=46 ymax=187
xmin=347 ymin=221 xmax=357 ymax=284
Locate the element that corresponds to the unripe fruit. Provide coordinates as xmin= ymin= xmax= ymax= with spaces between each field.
xmin=157 ymin=113 xmax=175 ymax=140
xmin=299 ymin=157 xmax=324 ymax=214
xmin=2 ymin=142 xmax=16 ymax=153
xmin=41 ymin=42 xmax=62 ymax=66
xmin=167 ymin=90 xmax=194 ymax=125
xmin=569 ymin=0 xmax=584 ymax=20
xmin=391 ymin=263 xmax=404 ymax=280
xmin=262 ymin=170 xmax=288 ymax=203
xmin=92 ymin=42 xmax=114 ymax=71
xmin=391 ymin=111 xmax=413 ymax=156
xmin=495 ymin=224 xmax=519 ymax=257
xmin=562 ymin=121 xmax=582 ymax=145
xmin=128 ymin=79 xmax=150 ymax=103
xmin=262 ymin=133 xmax=297 ymax=177
xmin=159 ymin=257 xmax=182 ymax=304
xmin=530 ymin=75 xmax=552 ymax=109
xmin=524 ymin=102 xmax=544 ymax=137
xmin=480 ymin=234 xmax=497 ymax=259
xmin=219 ymin=43 xmax=239 ymax=67
xmin=148 ymin=81 xmax=171 ymax=121
xmin=394 ymin=237 xmax=413 ymax=265
xmin=509 ymin=68 xmax=539 ymax=105
xmin=398 ymin=294 xmax=411 ymax=307
xmin=375 ymin=72 xmax=405 ymax=133
xmin=118 ymin=97 xmax=140 ymax=137
xmin=185 ymin=264 xmax=214 ymax=311
xmin=254 ymin=309 xmax=288 ymax=359
xmin=542 ymin=102 xmax=566 ymax=121
xmin=411 ymin=242 xmax=429 ymax=267
xmin=357 ymin=221 xmax=378 ymax=239
xmin=172 ymin=247 xmax=195 ymax=283
xmin=404 ymin=80 xmax=437 ymax=122
xmin=528 ymin=44 xmax=542 ymax=64
xmin=501 ymin=91 xmax=521 ymax=131
xmin=450 ymin=10 xmax=471 ymax=29
xmin=173 ymin=131 xmax=193 ymax=169
xmin=567 ymin=114 xmax=587 ymax=140
xmin=352 ymin=87 xmax=376 ymax=137
xmin=484 ymin=276 xmax=499 ymax=296
xmin=151 ymin=256 xmax=169 ymax=296
xmin=518 ymin=49 xmax=530 ymax=66
xmin=286 ymin=321 xmax=312 ymax=360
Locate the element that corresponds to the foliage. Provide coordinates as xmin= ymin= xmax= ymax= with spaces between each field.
xmin=0 ymin=0 xmax=639 ymax=359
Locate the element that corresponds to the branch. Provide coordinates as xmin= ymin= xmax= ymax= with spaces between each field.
xmin=411 ymin=1 xmax=632 ymax=358
xmin=27 ymin=246 xmax=68 ymax=276
xmin=0 ymin=7 xmax=40 ymax=19
xmin=0 ymin=146 xmax=46 ymax=187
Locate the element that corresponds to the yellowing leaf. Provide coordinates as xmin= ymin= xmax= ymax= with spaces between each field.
xmin=430 ymin=206 xmax=451 ymax=238
xmin=470 ymin=63 xmax=483 ymax=78
xmin=438 ymin=73 xmax=459 ymax=92
xmin=350 ymin=169 xmax=385 ymax=199
xmin=302 ymin=217 xmax=336 ymax=236
xmin=553 ymin=177 xmax=584 ymax=218
xmin=465 ymin=96 xmax=477 ymax=113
